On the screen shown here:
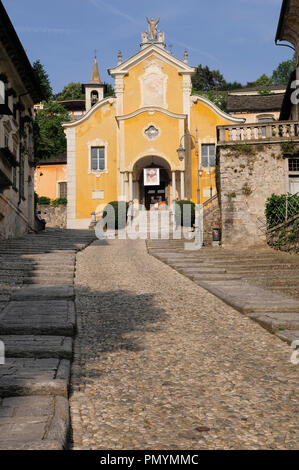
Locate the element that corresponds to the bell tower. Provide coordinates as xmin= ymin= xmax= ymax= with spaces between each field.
xmin=83 ymin=55 xmax=105 ymax=112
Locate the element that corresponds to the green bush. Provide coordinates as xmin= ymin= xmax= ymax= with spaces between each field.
xmin=38 ymin=196 xmax=51 ymax=205
xmin=175 ymin=200 xmax=195 ymax=227
xmin=103 ymin=201 xmax=129 ymax=229
xmin=52 ymin=197 xmax=67 ymax=205
xmin=265 ymin=193 xmax=299 ymax=228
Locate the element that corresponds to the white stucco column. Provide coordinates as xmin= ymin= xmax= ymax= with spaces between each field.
xmin=129 ymin=172 xmax=133 ymax=202
xmin=180 ymin=171 xmax=185 ymax=200
xmin=120 ymin=171 xmax=125 ymax=201
xmin=172 ymin=171 xmax=176 ymax=203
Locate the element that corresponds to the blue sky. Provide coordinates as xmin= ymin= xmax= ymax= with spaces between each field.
xmin=2 ymin=0 xmax=293 ymax=94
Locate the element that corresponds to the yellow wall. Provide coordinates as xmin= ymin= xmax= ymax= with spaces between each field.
xmin=34 ymin=164 xmax=66 ymax=200
xmin=190 ymin=100 xmax=231 ymax=203
xmin=124 ymin=111 xmax=181 ymax=169
xmin=123 ymin=56 xmax=183 ymax=115
xmin=75 ymin=101 xmax=118 ymax=219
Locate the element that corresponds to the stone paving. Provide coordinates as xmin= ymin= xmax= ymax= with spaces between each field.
xmin=71 ymin=238 xmax=299 ymax=450
xmin=0 ymin=228 xmax=95 ymax=450
xmin=147 ymin=239 xmax=299 ymax=345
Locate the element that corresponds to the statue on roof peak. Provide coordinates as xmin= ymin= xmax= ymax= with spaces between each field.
xmin=146 ymin=17 xmax=160 ymax=40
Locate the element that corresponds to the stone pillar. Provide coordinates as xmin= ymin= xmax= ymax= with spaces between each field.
xmin=129 ymin=172 xmax=133 ymax=202
xmin=180 ymin=171 xmax=185 ymax=200
xmin=120 ymin=172 xmax=125 ymax=201
xmin=172 ymin=171 xmax=176 ymax=203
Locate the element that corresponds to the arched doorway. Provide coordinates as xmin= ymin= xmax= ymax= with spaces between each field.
xmin=133 ymin=156 xmax=171 ymax=210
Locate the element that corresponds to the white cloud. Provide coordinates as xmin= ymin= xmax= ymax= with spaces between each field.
xmin=89 ymin=0 xmax=142 ymax=26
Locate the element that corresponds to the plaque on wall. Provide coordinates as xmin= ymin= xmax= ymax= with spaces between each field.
xmin=144 ymin=168 xmax=160 ymax=186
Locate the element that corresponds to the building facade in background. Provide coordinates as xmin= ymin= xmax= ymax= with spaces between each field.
xmin=0 ymin=1 xmax=43 ymax=239
xmin=63 ymin=22 xmax=244 ymax=229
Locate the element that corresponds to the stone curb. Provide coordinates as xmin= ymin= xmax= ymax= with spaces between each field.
xmin=150 ymin=248 xmax=299 ymax=345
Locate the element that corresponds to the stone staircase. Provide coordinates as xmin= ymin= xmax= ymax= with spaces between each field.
xmin=146 ymin=238 xmax=299 ymax=345
xmin=0 ymin=228 xmax=95 ymax=449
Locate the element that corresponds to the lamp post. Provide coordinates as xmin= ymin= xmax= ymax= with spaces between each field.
xmin=177 ymin=129 xmax=203 ymax=247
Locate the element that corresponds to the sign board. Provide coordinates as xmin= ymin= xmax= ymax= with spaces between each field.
xmin=144 ymin=168 xmax=160 ymax=186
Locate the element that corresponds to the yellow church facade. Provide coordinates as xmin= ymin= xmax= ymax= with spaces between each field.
xmin=63 ymin=25 xmax=244 ymax=229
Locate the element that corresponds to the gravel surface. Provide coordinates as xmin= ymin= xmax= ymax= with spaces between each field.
xmin=71 ymin=238 xmax=298 ymax=450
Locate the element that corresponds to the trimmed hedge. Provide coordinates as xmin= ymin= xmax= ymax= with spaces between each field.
xmin=38 ymin=196 xmax=51 ymax=205
xmin=103 ymin=201 xmax=129 ymax=229
xmin=175 ymin=200 xmax=195 ymax=227
xmin=52 ymin=198 xmax=67 ymax=205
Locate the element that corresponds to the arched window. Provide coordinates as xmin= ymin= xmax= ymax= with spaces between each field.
xmin=91 ymin=90 xmax=99 ymax=107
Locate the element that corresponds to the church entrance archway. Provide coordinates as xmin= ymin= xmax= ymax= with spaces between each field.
xmin=133 ymin=156 xmax=171 ymax=210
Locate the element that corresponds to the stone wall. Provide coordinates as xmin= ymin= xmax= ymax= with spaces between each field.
xmin=217 ymin=143 xmax=287 ymax=247
xmin=0 ymin=195 xmax=31 ymax=239
xmin=203 ymin=198 xmax=221 ymax=246
xmin=37 ymin=204 xmax=67 ymax=229
xmin=267 ymin=215 xmax=299 ymax=254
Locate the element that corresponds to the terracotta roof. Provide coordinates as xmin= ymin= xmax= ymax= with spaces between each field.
xmin=57 ymin=100 xmax=85 ymax=111
xmin=37 ymin=153 xmax=67 ymax=165
xmin=227 ymin=93 xmax=285 ymax=113
xmin=227 ymin=85 xmax=286 ymax=94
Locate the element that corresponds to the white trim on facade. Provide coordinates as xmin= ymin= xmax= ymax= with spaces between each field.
xmin=190 ymin=95 xmax=246 ymax=124
xmin=62 ymin=97 xmax=115 ymax=128
xmin=108 ymin=44 xmax=196 ymax=77
xmin=65 ymin=127 xmax=76 ymax=229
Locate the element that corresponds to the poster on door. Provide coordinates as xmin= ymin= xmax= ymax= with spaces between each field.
xmin=144 ymin=168 xmax=160 ymax=186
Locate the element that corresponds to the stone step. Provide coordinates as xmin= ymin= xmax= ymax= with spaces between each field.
xmin=0 ymin=300 xmax=76 ymax=335
xmin=276 ymin=329 xmax=299 ymax=345
xmin=196 ymin=280 xmax=299 ymax=314
xmin=249 ymin=312 xmax=299 ymax=332
xmin=0 ymin=396 xmax=69 ymax=450
xmin=23 ymin=279 xmax=74 ymax=286
xmin=24 ymin=271 xmax=74 ymax=279
xmin=0 ymin=263 xmax=74 ymax=270
xmin=0 ymin=336 xmax=72 ymax=359
xmin=11 ymin=286 xmax=75 ymax=301
xmin=0 ymin=358 xmax=70 ymax=397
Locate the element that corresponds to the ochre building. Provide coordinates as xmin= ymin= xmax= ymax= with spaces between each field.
xmin=63 ymin=23 xmax=243 ymax=229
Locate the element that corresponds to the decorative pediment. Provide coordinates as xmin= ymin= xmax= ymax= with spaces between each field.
xmin=108 ymin=44 xmax=196 ymax=77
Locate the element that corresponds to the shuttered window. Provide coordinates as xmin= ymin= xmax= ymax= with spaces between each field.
xmin=58 ymin=182 xmax=67 ymax=198
xmin=91 ymin=146 xmax=105 ymax=171
xmin=201 ymin=144 xmax=216 ymax=167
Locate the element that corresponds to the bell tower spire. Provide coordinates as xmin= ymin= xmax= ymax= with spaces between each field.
xmin=83 ymin=54 xmax=105 ymax=112
xmin=90 ymin=54 xmax=101 ymax=84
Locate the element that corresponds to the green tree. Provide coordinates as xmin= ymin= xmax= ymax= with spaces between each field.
xmin=196 ymin=90 xmax=228 ymax=112
xmin=192 ymin=65 xmax=226 ymax=92
xmin=32 ymin=60 xmax=53 ymax=101
xmin=104 ymin=82 xmax=114 ymax=98
xmin=219 ymin=81 xmax=243 ymax=91
xmin=34 ymin=100 xmax=70 ymax=161
xmin=271 ymin=57 xmax=297 ymax=85
xmin=55 ymin=82 xmax=85 ymax=101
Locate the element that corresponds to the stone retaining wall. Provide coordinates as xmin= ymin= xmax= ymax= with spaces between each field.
xmin=203 ymin=199 xmax=221 ymax=246
xmin=217 ymin=143 xmax=287 ymax=247
xmin=37 ymin=204 xmax=67 ymax=229
xmin=267 ymin=214 xmax=299 ymax=254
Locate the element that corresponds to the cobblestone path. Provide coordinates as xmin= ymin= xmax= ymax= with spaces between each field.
xmin=71 ymin=238 xmax=298 ymax=450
